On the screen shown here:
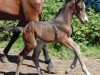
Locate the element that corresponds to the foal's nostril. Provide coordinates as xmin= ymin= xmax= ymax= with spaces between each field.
xmin=85 ymin=20 xmax=88 ymax=23
xmin=81 ymin=20 xmax=88 ymax=24
xmin=83 ymin=19 xmax=88 ymax=23
xmin=85 ymin=20 xmax=87 ymax=23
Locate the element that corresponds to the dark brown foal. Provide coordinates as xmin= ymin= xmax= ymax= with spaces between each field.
xmin=0 ymin=0 xmax=54 ymax=73
xmin=15 ymin=0 xmax=91 ymax=75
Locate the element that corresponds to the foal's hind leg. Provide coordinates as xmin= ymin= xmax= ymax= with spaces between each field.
xmin=1 ymin=20 xmax=28 ymax=63
xmin=16 ymin=32 xmax=37 ymax=75
xmin=60 ymin=37 xmax=91 ymax=75
xmin=16 ymin=41 xmax=37 ymax=75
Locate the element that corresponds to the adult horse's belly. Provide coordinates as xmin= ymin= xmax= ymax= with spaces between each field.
xmin=0 ymin=0 xmax=20 ymax=15
xmin=0 ymin=13 xmax=22 ymax=20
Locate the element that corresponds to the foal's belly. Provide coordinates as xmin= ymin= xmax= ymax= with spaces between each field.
xmin=41 ymin=31 xmax=56 ymax=42
xmin=36 ymin=26 xmax=56 ymax=42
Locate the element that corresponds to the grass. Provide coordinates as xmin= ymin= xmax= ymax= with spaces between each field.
xmin=0 ymin=37 xmax=100 ymax=59
xmin=47 ymin=43 xmax=100 ymax=59
xmin=0 ymin=36 xmax=24 ymax=51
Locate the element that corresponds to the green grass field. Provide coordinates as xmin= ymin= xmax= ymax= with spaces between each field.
xmin=0 ymin=37 xmax=100 ymax=59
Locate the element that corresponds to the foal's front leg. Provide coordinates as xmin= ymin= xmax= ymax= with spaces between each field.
xmin=61 ymin=36 xmax=91 ymax=75
xmin=65 ymin=38 xmax=78 ymax=73
xmin=65 ymin=55 xmax=77 ymax=74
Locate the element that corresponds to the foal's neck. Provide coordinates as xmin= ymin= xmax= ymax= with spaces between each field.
xmin=54 ymin=2 xmax=74 ymax=25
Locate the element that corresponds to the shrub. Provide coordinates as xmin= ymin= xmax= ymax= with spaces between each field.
xmin=72 ymin=8 xmax=100 ymax=45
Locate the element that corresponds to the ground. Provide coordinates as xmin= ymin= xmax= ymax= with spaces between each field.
xmin=0 ymin=48 xmax=100 ymax=75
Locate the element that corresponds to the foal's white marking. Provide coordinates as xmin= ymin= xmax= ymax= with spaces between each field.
xmin=83 ymin=3 xmax=89 ymax=21
xmin=36 ymin=0 xmax=42 ymax=4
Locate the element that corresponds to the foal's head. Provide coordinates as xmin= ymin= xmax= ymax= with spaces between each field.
xmin=73 ymin=0 xmax=88 ymax=23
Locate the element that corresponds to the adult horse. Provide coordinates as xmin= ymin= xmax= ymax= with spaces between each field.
xmin=4 ymin=0 xmax=90 ymax=75
xmin=0 ymin=0 xmax=54 ymax=73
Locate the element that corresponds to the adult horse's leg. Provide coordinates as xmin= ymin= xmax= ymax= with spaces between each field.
xmin=1 ymin=31 xmax=20 ymax=62
xmin=1 ymin=20 xmax=28 ymax=63
xmin=60 ymin=37 xmax=91 ymax=75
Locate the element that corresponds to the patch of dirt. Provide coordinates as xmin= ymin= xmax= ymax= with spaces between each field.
xmin=0 ymin=48 xmax=100 ymax=75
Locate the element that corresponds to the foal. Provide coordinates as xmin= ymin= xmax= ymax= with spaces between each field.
xmin=4 ymin=0 xmax=91 ymax=75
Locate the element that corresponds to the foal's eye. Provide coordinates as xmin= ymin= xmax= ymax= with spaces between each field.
xmin=78 ymin=6 xmax=83 ymax=11
xmin=80 ymin=7 xmax=83 ymax=11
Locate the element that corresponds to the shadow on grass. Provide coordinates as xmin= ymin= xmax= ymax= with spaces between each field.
xmin=0 ymin=53 xmax=46 ymax=64
xmin=0 ymin=53 xmax=49 ymax=74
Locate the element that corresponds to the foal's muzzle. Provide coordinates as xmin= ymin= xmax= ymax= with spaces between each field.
xmin=82 ymin=20 xmax=88 ymax=24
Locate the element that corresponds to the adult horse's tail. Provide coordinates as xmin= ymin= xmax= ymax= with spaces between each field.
xmin=0 ymin=26 xmax=23 ymax=32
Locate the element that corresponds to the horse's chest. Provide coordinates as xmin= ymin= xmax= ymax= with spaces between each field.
xmin=60 ymin=25 xmax=72 ymax=36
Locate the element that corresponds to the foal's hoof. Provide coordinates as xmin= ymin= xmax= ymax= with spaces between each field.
xmin=0 ymin=55 xmax=9 ymax=63
xmin=65 ymin=70 xmax=68 ymax=74
xmin=65 ymin=69 xmax=71 ymax=74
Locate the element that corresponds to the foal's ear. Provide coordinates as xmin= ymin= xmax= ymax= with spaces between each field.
xmin=75 ymin=0 xmax=82 ymax=3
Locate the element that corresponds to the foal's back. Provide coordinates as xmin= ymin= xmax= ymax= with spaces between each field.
xmin=24 ymin=21 xmax=57 ymax=42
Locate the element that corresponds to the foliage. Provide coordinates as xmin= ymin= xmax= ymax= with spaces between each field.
xmin=0 ymin=20 xmax=18 ymax=41
xmin=47 ymin=43 xmax=100 ymax=59
xmin=41 ymin=0 xmax=64 ymax=20
xmin=72 ymin=8 xmax=100 ymax=45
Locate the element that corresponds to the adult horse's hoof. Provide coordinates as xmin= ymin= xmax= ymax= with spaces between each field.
xmin=47 ymin=66 xmax=56 ymax=74
xmin=1 ymin=55 xmax=9 ymax=63
xmin=38 ymin=71 xmax=44 ymax=75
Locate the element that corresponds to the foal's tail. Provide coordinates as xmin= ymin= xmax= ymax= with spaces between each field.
xmin=0 ymin=26 xmax=24 ymax=32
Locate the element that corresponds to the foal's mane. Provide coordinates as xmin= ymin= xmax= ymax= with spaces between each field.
xmin=54 ymin=3 xmax=66 ymax=18
xmin=54 ymin=8 xmax=63 ymax=18
xmin=54 ymin=0 xmax=75 ymax=18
